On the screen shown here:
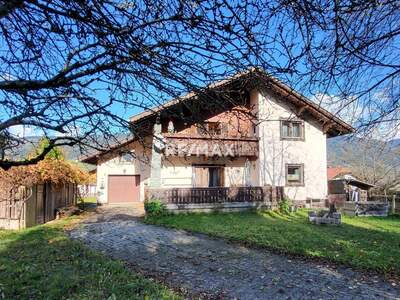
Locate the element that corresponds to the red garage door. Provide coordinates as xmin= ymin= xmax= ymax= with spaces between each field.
xmin=108 ymin=175 xmax=140 ymax=204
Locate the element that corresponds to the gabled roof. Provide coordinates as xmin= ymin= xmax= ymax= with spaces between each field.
xmin=330 ymin=174 xmax=375 ymax=189
xmin=82 ymin=68 xmax=354 ymax=164
xmin=129 ymin=68 xmax=354 ymax=136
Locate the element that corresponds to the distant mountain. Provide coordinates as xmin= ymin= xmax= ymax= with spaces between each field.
xmin=5 ymin=136 xmax=95 ymax=172
xmin=327 ymin=136 xmax=400 ymax=167
xmin=10 ymin=136 xmax=83 ymax=161
xmin=7 ymin=135 xmax=400 ymax=171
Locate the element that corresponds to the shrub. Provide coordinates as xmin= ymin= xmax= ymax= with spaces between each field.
xmin=278 ymin=197 xmax=292 ymax=214
xmin=144 ymin=199 xmax=167 ymax=217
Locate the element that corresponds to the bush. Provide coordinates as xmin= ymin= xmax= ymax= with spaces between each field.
xmin=278 ymin=197 xmax=292 ymax=214
xmin=144 ymin=199 xmax=167 ymax=217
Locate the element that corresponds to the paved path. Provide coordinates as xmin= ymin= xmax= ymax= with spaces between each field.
xmin=70 ymin=214 xmax=399 ymax=299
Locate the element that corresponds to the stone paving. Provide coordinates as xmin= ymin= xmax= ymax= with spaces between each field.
xmin=70 ymin=212 xmax=400 ymax=299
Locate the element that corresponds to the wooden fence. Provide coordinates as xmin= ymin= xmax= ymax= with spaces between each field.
xmin=145 ymin=186 xmax=284 ymax=211
xmin=0 ymin=186 xmax=31 ymax=230
xmin=0 ymin=182 xmax=77 ymax=230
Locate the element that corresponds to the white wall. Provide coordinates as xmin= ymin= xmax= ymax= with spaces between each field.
xmin=95 ymin=145 xmax=257 ymax=204
xmin=250 ymin=89 xmax=328 ymax=201
xmin=96 ymin=140 xmax=151 ymax=204
xmin=96 ymin=88 xmax=328 ymax=203
xmin=161 ymin=156 xmax=257 ymax=187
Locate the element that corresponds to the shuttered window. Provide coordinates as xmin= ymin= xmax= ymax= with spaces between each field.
xmin=193 ymin=165 xmax=224 ymax=187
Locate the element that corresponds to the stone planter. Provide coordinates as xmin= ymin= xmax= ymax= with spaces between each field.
xmin=308 ymin=210 xmax=341 ymax=225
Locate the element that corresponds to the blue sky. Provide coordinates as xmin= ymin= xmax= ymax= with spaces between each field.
xmin=1 ymin=1 xmax=399 ymax=140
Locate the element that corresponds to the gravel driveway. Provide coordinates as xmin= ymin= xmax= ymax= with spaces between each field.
xmin=70 ymin=210 xmax=399 ymax=299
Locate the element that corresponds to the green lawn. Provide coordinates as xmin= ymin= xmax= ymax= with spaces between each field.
xmin=0 ymin=217 xmax=180 ymax=299
xmin=78 ymin=196 xmax=97 ymax=211
xmin=82 ymin=196 xmax=97 ymax=203
xmin=83 ymin=197 xmax=97 ymax=203
xmin=146 ymin=210 xmax=400 ymax=275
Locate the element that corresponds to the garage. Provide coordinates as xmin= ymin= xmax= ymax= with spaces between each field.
xmin=108 ymin=175 xmax=140 ymax=204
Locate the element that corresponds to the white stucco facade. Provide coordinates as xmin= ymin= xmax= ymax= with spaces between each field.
xmin=161 ymin=157 xmax=258 ymax=188
xmin=97 ymin=151 xmax=257 ymax=204
xmin=250 ymin=89 xmax=328 ymax=201
xmin=95 ymin=88 xmax=329 ymax=204
xmin=96 ymin=141 xmax=152 ymax=204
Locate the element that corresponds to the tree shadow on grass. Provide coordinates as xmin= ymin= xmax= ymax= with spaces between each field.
xmin=0 ymin=223 xmax=178 ymax=299
xmin=151 ymin=210 xmax=400 ymax=276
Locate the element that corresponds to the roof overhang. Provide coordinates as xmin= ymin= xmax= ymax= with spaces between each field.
xmin=80 ymin=138 xmax=135 ymax=164
xmin=81 ymin=68 xmax=354 ymax=164
xmin=330 ymin=177 xmax=375 ymax=190
xmin=129 ymin=68 xmax=354 ymax=137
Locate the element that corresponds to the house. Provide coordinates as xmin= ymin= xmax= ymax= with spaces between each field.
xmin=388 ymin=180 xmax=400 ymax=195
xmin=78 ymin=167 xmax=97 ymax=198
xmin=82 ymin=69 xmax=353 ymax=210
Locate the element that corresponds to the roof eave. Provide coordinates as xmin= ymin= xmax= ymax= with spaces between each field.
xmin=129 ymin=69 xmax=355 ymax=137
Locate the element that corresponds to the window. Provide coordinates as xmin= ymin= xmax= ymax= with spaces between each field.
xmin=286 ymin=164 xmax=304 ymax=186
xmin=193 ymin=165 xmax=224 ymax=187
xmin=197 ymin=122 xmax=222 ymax=136
xmin=281 ymin=120 xmax=304 ymax=140
xmin=119 ymin=151 xmax=135 ymax=163
xmin=208 ymin=122 xmax=222 ymax=135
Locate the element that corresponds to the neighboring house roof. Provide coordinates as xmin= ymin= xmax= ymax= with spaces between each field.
xmin=82 ymin=68 xmax=354 ymax=164
xmin=389 ymin=181 xmax=400 ymax=192
xmin=327 ymin=166 xmax=351 ymax=180
xmin=331 ymin=176 xmax=375 ymax=190
xmin=328 ymin=169 xmax=375 ymax=190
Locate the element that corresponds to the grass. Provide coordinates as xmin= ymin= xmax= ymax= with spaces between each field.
xmin=146 ymin=210 xmax=400 ymax=275
xmin=78 ymin=196 xmax=97 ymax=211
xmin=0 ymin=216 xmax=181 ymax=299
xmin=82 ymin=196 xmax=97 ymax=204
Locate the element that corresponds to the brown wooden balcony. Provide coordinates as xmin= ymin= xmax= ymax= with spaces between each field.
xmin=163 ymin=133 xmax=259 ymax=157
xmin=145 ymin=186 xmax=284 ymax=211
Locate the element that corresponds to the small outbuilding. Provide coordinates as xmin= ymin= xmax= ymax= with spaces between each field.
xmin=326 ymin=167 xmax=390 ymax=216
xmin=327 ymin=167 xmax=375 ymax=206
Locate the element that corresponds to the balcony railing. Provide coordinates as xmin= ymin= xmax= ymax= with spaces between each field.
xmin=163 ymin=133 xmax=259 ymax=157
xmin=145 ymin=185 xmax=284 ymax=206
